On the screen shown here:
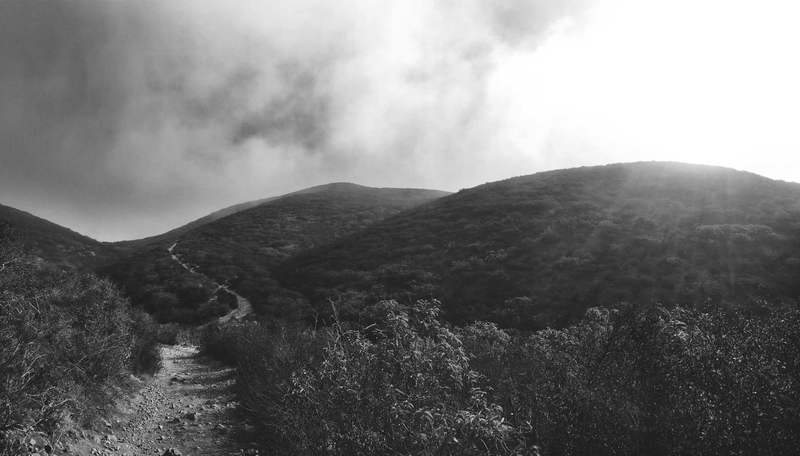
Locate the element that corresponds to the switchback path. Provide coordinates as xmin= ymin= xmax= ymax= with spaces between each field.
xmin=167 ymin=242 xmax=253 ymax=322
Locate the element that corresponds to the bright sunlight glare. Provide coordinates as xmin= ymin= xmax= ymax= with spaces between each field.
xmin=491 ymin=0 xmax=800 ymax=182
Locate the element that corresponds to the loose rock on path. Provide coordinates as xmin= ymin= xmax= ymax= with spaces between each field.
xmin=60 ymin=345 xmax=258 ymax=456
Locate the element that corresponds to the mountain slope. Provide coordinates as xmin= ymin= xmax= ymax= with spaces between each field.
xmin=0 ymin=203 xmax=112 ymax=268
xmin=276 ymin=162 xmax=800 ymax=328
xmin=103 ymin=183 xmax=449 ymax=322
xmin=113 ymin=197 xmax=278 ymax=248
xmin=118 ymin=182 xmax=427 ymax=247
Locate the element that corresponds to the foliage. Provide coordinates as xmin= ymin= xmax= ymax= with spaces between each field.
xmin=203 ymin=300 xmax=528 ymax=455
xmin=461 ymin=304 xmax=800 ymax=455
xmin=204 ymin=292 xmax=800 ymax=455
xmin=0 ymin=236 xmax=160 ymax=447
xmin=130 ymin=312 xmax=163 ymax=375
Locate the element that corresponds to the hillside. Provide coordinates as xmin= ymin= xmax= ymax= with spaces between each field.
xmin=117 ymin=182 xmax=422 ymax=247
xmin=103 ymin=183 xmax=449 ymax=322
xmin=0 ymin=203 xmax=113 ymax=269
xmin=276 ymin=162 xmax=800 ymax=328
xmin=115 ymin=197 xmax=283 ymax=248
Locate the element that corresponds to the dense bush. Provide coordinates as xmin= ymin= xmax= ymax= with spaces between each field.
xmin=203 ymin=300 xmax=528 ymax=455
xmin=462 ymin=304 xmax=800 ymax=455
xmin=206 ymin=296 xmax=800 ymax=456
xmin=130 ymin=311 xmax=162 ymax=375
xmin=0 ymin=244 xmax=161 ymax=446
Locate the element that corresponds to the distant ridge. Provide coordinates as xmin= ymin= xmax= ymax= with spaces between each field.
xmin=117 ymin=182 xmax=449 ymax=247
xmin=0 ymin=202 xmax=106 ymax=268
xmin=276 ymin=161 xmax=800 ymax=328
xmin=15 ymin=162 xmax=800 ymax=329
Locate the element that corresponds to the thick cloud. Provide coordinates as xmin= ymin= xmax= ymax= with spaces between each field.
xmin=2 ymin=0 xmax=799 ymax=240
xmin=0 ymin=0 xmax=589 ymax=240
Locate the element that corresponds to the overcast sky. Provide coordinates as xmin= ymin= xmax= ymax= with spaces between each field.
xmin=2 ymin=0 xmax=800 ymax=241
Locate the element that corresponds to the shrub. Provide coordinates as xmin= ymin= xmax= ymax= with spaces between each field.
xmin=465 ymin=304 xmax=800 ymax=455
xmin=202 ymin=300 xmax=528 ymax=455
xmin=130 ymin=311 xmax=162 ymax=375
xmin=201 ymin=290 xmax=800 ymax=454
xmin=0 ymin=245 xmax=160 ymax=444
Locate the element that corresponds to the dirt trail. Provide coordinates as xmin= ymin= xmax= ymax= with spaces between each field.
xmin=40 ymin=245 xmax=259 ymax=455
xmin=65 ymin=345 xmax=257 ymax=456
xmin=167 ymin=242 xmax=252 ymax=322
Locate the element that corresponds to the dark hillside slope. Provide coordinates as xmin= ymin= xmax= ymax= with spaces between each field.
xmin=276 ymin=162 xmax=800 ymax=328
xmin=103 ymin=184 xmax=449 ymax=321
xmin=0 ymin=203 xmax=114 ymax=269
xmin=117 ymin=182 xmax=423 ymax=248
xmin=113 ymin=196 xmax=278 ymax=248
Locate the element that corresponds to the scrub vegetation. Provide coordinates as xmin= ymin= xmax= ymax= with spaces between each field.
xmin=102 ymin=184 xmax=448 ymax=323
xmin=278 ymin=163 xmax=800 ymax=328
xmin=202 ymin=299 xmax=800 ymax=455
xmin=4 ymin=162 xmax=800 ymax=455
xmin=0 ymin=229 xmax=160 ymax=454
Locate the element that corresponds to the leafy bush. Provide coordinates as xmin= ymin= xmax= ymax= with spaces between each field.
xmin=130 ymin=311 xmax=162 ymax=375
xmin=0 ymin=243 xmax=161 ymax=445
xmin=203 ymin=300 xmax=528 ymax=455
xmin=464 ymin=304 xmax=800 ymax=455
xmin=202 ymin=295 xmax=800 ymax=455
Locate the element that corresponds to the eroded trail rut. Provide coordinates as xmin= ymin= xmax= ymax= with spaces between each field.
xmin=73 ymin=345 xmax=256 ymax=456
xmin=122 ymin=345 xmax=253 ymax=455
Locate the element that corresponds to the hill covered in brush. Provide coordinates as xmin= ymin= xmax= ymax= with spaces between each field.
xmin=276 ymin=162 xmax=800 ymax=328
xmin=103 ymin=183 xmax=449 ymax=322
xmin=115 ymin=183 xmax=357 ymax=248
xmin=0 ymin=203 xmax=114 ymax=269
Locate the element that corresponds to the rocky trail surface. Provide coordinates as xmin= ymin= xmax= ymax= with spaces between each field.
xmin=55 ymin=345 xmax=258 ymax=456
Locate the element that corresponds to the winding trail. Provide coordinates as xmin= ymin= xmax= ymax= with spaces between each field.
xmin=58 ymin=245 xmax=258 ymax=454
xmin=38 ymin=246 xmax=259 ymax=455
xmin=167 ymin=242 xmax=252 ymax=322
